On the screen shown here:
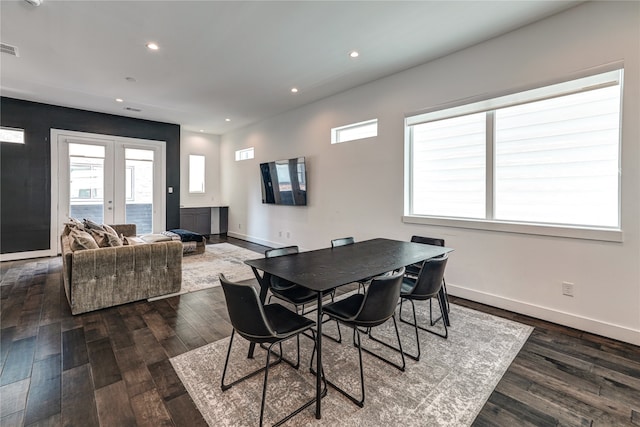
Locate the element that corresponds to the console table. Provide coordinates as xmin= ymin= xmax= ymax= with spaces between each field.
xmin=179 ymin=206 xmax=228 ymax=237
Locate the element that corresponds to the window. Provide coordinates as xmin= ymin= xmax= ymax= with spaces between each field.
xmin=331 ymin=119 xmax=378 ymax=144
xmin=189 ymin=154 xmax=205 ymax=193
xmin=0 ymin=127 xmax=25 ymax=144
xmin=406 ymin=69 xmax=622 ymax=237
xmin=235 ymin=147 xmax=254 ymax=161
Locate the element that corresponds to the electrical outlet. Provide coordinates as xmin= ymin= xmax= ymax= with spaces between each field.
xmin=562 ymin=281 xmax=574 ymax=297
xmin=278 ymin=231 xmax=282 ymax=237
xmin=286 ymin=231 xmax=290 ymax=239
xmin=238 ymin=223 xmax=241 ymax=230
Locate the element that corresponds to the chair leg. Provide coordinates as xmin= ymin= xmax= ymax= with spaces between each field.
xmin=220 ymin=329 xmax=236 ymax=391
xmin=362 ymin=315 xmax=406 ymax=371
xmin=399 ymin=297 xmax=448 ymax=360
xmin=221 ymin=331 xmax=284 ymax=392
xmin=259 ymin=342 xmax=275 ymax=427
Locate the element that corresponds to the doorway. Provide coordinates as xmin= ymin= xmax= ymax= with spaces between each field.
xmin=51 ymin=129 xmax=166 ymax=254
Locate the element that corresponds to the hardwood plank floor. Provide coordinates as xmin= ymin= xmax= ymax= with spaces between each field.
xmin=1 ymin=236 xmax=638 ymax=426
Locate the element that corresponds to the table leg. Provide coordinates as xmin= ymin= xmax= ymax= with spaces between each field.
xmin=438 ymin=287 xmax=450 ymax=327
xmin=315 ymin=291 xmax=322 ymax=419
xmin=247 ymin=267 xmax=271 ymax=359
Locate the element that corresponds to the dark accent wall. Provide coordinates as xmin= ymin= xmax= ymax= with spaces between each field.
xmin=0 ymin=97 xmax=181 ymax=254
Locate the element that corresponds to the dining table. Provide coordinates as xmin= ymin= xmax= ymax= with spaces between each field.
xmin=244 ymin=237 xmax=453 ymax=420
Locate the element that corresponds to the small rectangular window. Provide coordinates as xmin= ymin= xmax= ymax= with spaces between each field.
xmin=235 ymin=147 xmax=255 ymax=161
xmin=0 ymin=127 xmax=25 ymax=144
xmin=189 ymin=154 xmax=205 ymax=193
xmin=331 ymin=119 xmax=378 ymax=144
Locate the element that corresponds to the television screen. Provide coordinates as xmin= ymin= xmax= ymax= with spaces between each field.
xmin=260 ymin=157 xmax=307 ymax=205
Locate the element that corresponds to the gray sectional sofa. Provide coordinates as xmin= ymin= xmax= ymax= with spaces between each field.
xmin=61 ymin=224 xmax=183 ymax=315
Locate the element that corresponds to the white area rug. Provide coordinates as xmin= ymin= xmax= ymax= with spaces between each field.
xmin=149 ymin=243 xmax=260 ymax=300
xmin=171 ymin=299 xmax=533 ymax=426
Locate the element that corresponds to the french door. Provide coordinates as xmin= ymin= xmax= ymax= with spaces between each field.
xmin=51 ymin=130 xmax=166 ymax=253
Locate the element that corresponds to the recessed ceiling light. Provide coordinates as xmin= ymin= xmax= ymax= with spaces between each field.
xmin=199 ymin=129 xmax=204 ymax=132
xmin=291 ymin=87 xmax=299 ymax=93
xmin=349 ymin=51 xmax=359 ymax=58
xmin=225 ymin=118 xmax=231 ymax=122
xmin=115 ymin=98 xmax=123 ymax=103
xmin=146 ymin=42 xmax=159 ymax=51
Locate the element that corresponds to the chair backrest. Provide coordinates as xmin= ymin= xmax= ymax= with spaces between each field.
xmin=354 ymin=267 xmax=405 ymax=326
xmin=265 ymin=245 xmax=299 ymax=258
xmin=219 ymin=273 xmax=275 ymax=340
xmin=265 ymin=246 xmax=299 ymax=290
xmin=408 ymin=255 xmax=448 ymax=298
xmin=410 ymin=235 xmax=444 ymax=247
xmin=331 ymin=237 xmax=355 ymax=248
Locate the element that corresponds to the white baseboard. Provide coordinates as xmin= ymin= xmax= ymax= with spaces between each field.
xmin=0 ymin=249 xmax=56 ymax=262
xmin=448 ymin=283 xmax=640 ymax=346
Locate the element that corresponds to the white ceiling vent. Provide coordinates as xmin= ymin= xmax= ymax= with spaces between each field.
xmin=124 ymin=107 xmax=141 ymax=112
xmin=1 ymin=43 xmax=19 ymax=57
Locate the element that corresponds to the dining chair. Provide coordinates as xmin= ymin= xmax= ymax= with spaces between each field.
xmin=399 ymin=255 xmax=449 ymax=361
xmin=265 ymin=246 xmax=341 ymax=343
xmin=406 ymin=235 xmax=450 ymax=324
xmin=311 ymin=268 xmax=406 ymax=408
xmin=331 ymin=237 xmax=368 ymax=293
xmin=219 ymin=274 xmax=320 ymax=427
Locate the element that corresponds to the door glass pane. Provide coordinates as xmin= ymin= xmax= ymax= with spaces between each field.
xmin=69 ymin=143 xmax=105 ymax=223
xmin=125 ymin=148 xmax=154 ymax=234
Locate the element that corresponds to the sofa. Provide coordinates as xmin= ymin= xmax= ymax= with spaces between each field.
xmin=61 ymin=223 xmax=183 ymax=315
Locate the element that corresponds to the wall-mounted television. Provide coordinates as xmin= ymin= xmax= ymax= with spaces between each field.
xmin=260 ymin=157 xmax=307 ymax=206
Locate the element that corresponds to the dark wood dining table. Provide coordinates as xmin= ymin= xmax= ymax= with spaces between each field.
xmin=245 ymin=238 xmax=453 ymax=420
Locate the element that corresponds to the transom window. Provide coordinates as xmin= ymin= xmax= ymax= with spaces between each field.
xmin=331 ymin=119 xmax=378 ymax=144
xmin=235 ymin=147 xmax=255 ymax=161
xmin=406 ymin=69 xmax=622 ymax=234
xmin=0 ymin=127 xmax=25 ymax=144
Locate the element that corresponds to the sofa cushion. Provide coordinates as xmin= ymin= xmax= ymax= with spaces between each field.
xmin=70 ymin=229 xmax=99 ymax=250
xmin=124 ymin=236 xmax=146 ymax=245
xmin=140 ymin=234 xmax=172 ymax=243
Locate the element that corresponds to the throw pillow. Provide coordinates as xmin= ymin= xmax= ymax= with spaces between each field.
xmin=90 ymin=229 xmax=124 ymax=247
xmin=102 ymin=224 xmax=119 ymax=237
xmin=83 ymin=219 xmax=105 ymax=231
xmin=89 ymin=229 xmax=109 ymax=247
xmin=63 ymin=217 xmax=85 ymax=235
xmin=70 ymin=229 xmax=99 ymax=251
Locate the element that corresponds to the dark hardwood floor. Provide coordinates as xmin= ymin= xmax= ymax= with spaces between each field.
xmin=1 ymin=236 xmax=638 ymax=426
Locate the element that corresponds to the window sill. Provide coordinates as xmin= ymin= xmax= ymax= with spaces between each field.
xmin=402 ymin=215 xmax=623 ymax=242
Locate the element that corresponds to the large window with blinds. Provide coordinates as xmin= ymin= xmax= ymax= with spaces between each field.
xmin=405 ymin=69 xmax=622 ymax=236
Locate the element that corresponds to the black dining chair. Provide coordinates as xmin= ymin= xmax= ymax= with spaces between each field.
xmin=219 ymin=274 xmax=320 ymax=427
xmin=399 ymin=255 xmax=449 ymax=361
xmin=331 ymin=237 xmax=369 ymax=293
xmin=311 ymin=268 xmax=406 ymax=408
xmin=266 ymin=246 xmax=341 ymax=343
xmin=406 ymin=235 xmax=450 ymax=324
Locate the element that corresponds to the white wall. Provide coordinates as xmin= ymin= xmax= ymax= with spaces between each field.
xmin=220 ymin=2 xmax=640 ymax=345
xmin=180 ymin=130 xmax=223 ymax=207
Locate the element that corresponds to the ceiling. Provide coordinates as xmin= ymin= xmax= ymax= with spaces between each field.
xmin=0 ymin=0 xmax=580 ymax=135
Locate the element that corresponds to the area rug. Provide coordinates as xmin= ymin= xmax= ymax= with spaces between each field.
xmin=170 ymin=299 xmax=533 ymax=426
xmin=149 ymin=243 xmax=261 ymax=300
